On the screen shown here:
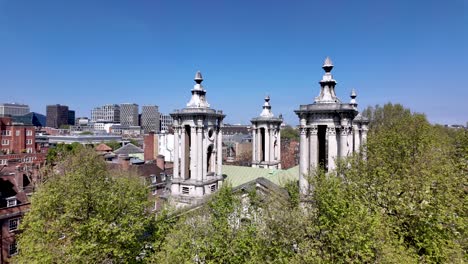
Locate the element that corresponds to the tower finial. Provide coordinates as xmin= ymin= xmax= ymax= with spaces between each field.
xmin=194 ymin=71 xmax=203 ymax=84
xmin=260 ymin=95 xmax=273 ymax=118
xmin=350 ymin=88 xmax=357 ymax=107
xmin=322 ymin=56 xmax=334 ymax=72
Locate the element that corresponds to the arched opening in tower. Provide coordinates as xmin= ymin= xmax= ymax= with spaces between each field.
xmin=260 ymin=127 xmax=266 ymax=162
xmin=184 ymin=125 xmax=191 ymax=179
xmin=318 ymin=125 xmax=328 ymax=172
xmin=207 ymin=144 xmax=214 ymax=175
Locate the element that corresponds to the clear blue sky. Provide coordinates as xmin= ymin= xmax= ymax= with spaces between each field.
xmin=0 ymin=0 xmax=466 ymax=125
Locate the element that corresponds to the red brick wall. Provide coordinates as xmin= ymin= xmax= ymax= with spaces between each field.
xmin=0 ymin=117 xmax=36 ymax=155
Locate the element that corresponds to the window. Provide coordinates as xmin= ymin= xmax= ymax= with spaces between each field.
xmin=26 ymin=148 xmax=33 ymax=153
xmin=26 ymin=139 xmax=33 ymax=145
xmin=0 ymin=159 xmax=7 ymax=165
xmin=152 ymin=189 xmax=158 ymax=195
xmin=1 ymin=130 xmax=11 ymax=136
xmin=2 ymin=149 xmax=9 ymax=154
xmin=26 ymin=130 xmax=33 ymax=136
xmin=211 ymin=184 xmax=216 ymax=193
xmin=9 ymin=241 xmax=18 ymax=256
xmin=182 ymin=187 xmax=190 ymax=195
xmin=6 ymin=197 xmax=17 ymax=207
xmin=151 ymin=175 xmax=157 ymax=184
xmin=2 ymin=139 xmax=9 ymax=145
xmin=16 ymin=130 xmax=20 ymax=136
xmin=9 ymin=218 xmax=19 ymax=231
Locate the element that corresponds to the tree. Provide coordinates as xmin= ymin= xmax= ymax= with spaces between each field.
xmin=281 ymin=125 xmax=299 ymax=141
xmin=340 ymin=104 xmax=466 ymax=262
xmin=105 ymin=140 xmax=123 ymax=151
xmin=15 ymin=148 xmax=151 ymax=263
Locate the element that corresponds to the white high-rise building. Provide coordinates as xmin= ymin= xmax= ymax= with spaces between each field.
xmin=120 ymin=103 xmax=139 ymax=126
xmin=0 ymin=103 xmax=30 ymax=116
xmin=159 ymin=113 xmax=173 ymax=132
xmin=91 ymin=104 xmax=120 ymax=123
xmin=170 ymin=71 xmax=225 ymax=207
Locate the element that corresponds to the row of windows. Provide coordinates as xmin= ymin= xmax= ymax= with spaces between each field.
xmin=1 ymin=139 xmax=34 ymax=145
xmin=1 ymin=130 xmax=33 ymax=136
xmin=1 ymin=148 xmax=34 ymax=153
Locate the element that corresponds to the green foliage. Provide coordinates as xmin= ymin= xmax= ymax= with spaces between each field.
xmin=343 ymin=103 xmax=467 ymax=262
xmin=79 ymin=131 xmax=93 ymax=135
xmin=46 ymin=142 xmax=83 ymax=164
xmin=15 ymin=148 xmax=151 ymax=264
xmin=281 ymin=125 xmax=299 ymax=141
xmin=106 ymin=140 xmax=123 ymax=151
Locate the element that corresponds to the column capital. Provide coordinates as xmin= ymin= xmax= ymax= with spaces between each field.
xmin=309 ymin=125 xmax=318 ymax=135
xmin=326 ymin=126 xmax=336 ymax=135
xmin=340 ymin=126 xmax=351 ymax=136
xmin=300 ymin=127 xmax=308 ymax=135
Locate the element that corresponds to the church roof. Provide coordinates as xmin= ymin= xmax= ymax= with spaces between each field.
xmin=114 ymin=143 xmax=144 ymax=155
xmin=223 ymin=165 xmax=299 ymax=188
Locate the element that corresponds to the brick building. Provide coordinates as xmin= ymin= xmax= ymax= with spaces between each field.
xmin=0 ymin=117 xmax=37 ymax=155
xmin=0 ymin=153 xmax=45 ymax=263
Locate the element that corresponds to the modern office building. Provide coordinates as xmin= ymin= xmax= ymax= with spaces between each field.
xmin=91 ymin=104 xmax=120 ymax=123
xmin=67 ymin=110 xmax=75 ymax=126
xmin=46 ymin=104 xmax=69 ymax=128
xmin=159 ymin=113 xmax=173 ymax=132
xmin=141 ymin=105 xmax=160 ymax=133
xmin=120 ymin=103 xmax=139 ymax=126
xmin=0 ymin=103 xmax=30 ymax=116
xmin=12 ymin=112 xmax=46 ymax=127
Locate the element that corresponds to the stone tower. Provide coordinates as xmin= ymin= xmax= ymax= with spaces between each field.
xmin=170 ymin=71 xmax=225 ymax=207
xmin=294 ymin=57 xmax=368 ymax=194
xmin=251 ymin=96 xmax=283 ymax=169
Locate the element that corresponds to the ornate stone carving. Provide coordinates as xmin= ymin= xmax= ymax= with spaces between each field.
xmin=309 ymin=125 xmax=318 ymax=135
xmin=326 ymin=126 xmax=336 ymax=135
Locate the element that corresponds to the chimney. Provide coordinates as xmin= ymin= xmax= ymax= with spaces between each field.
xmin=156 ymin=155 xmax=165 ymax=171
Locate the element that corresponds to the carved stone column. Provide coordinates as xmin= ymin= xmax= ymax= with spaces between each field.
xmin=353 ymin=124 xmax=360 ymax=153
xmin=251 ymin=126 xmax=256 ymax=164
xmin=340 ymin=126 xmax=349 ymax=158
xmin=299 ymin=126 xmax=309 ymax=194
xmin=327 ymin=126 xmax=337 ymax=171
xmin=197 ymin=125 xmax=203 ymax=182
xmin=216 ymin=125 xmax=223 ymax=176
xmin=173 ymin=126 xmax=180 ymax=179
xmin=309 ymin=125 xmax=318 ymax=170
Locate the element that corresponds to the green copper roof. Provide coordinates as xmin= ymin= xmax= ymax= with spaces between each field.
xmin=223 ymin=165 xmax=299 ymax=187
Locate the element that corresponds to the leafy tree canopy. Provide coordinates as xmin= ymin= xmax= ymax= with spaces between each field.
xmin=15 ymin=148 xmax=151 ymax=264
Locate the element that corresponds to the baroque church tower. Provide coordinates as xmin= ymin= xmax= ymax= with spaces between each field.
xmin=251 ymin=96 xmax=283 ymax=169
xmin=170 ymin=71 xmax=225 ymax=207
xmin=294 ymin=57 xmax=368 ymax=194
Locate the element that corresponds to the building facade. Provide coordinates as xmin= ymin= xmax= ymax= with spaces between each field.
xmin=120 ymin=103 xmax=139 ymax=126
xmin=251 ymin=96 xmax=283 ymax=169
xmin=91 ymin=104 xmax=120 ymax=123
xmin=159 ymin=113 xmax=173 ymax=132
xmin=46 ymin=104 xmax=69 ymax=128
xmin=1 ymin=117 xmax=37 ymax=154
xmin=0 ymin=103 xmax=30 ymax=117
xmin=294 ymin=57 xmax=368 ymax=195
xmin=170 ymin=71 xmax=225 ymax=207
xmin=67 ymin=110 xmax=75 ymax=126
xmin=141 ymin=105 xmax=160 ymax=133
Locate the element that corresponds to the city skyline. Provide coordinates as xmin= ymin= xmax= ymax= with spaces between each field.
xmin=0 ymin=0 xmax=466 ymax=125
